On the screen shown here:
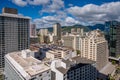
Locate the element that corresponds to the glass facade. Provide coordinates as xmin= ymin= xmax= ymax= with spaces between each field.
xmin=105 ymin=21 xmax=120 ymax=57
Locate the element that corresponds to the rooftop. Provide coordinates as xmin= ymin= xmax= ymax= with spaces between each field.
xmin=56 ymin=67 xmax=68 ymax=74
xmin=5 ymin=50 xmax=50 ymax=78
xmin=100 ymin=62 xmax=115 ymax=75
xmin=62 ymin=56 xmax=95 ymax=65
xmin=0 ymin=13 xmax=30 ymax=19
xmin=71 ymin=56 xmax=96 ymax=64
xmin=40 ymin=44 xmax=74 ymax=52
xmin=56 ymin=56 xmax=96 ymax=74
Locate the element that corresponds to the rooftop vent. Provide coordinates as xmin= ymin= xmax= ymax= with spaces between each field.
xmin=2 ymin=7 xmax=18 ymax=14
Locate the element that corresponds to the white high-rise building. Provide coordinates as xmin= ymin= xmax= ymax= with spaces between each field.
xmin=5 ymin=50 xmax=51 ymax=80
xmin=80 ymin=29 xmax=108 ymax=70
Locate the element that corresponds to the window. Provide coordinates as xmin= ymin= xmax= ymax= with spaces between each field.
xmin=39 ymin=74 xmax=42 ymax=77
xmin=47 ymin=71 xmax=49 ymax=73
xmin=30 ymin=77 xmax=36 ymax=80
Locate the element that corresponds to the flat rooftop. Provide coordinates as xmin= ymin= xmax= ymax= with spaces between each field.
xmin=0 ymin=13 xmax=30 ymax=19
xmin=56 ymin=56 xmax=96 ymax=74
xmin=40 ymin=44 xmax=74 ymax=52
xmin=71 ymin=56 xmax=96 ymax=64
xmin=62 ymin=56 xmax=95 ymax=65
xmin=47 ymin=50 xmax=64 ymax=54
xmin=6 ymin=51 xmax=50 ymax=77
xmin=100 ymin=62 xmax=115 ymax=75
xmin=56 ymin=67 xmax=68 ymax=74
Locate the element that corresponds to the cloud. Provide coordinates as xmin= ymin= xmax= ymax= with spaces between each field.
xmin=65 ymin=17 xmax=80 ymax=26
xmin=33 ymin=16 xmax=81 ymax=28
xmin=33 ymin=1 xmax=120 ymax=27
xmin=41 ymin=0 xmax=64 ymax=13
xmin=12 ymin=0 xmax=64 ymax=14
xmin=12 ymin=0 xmax=27 ymax=7
xmin=12 ymin=0 xmax=120 ymax=27
xmin=33 ymin=16 xmax=62 ymax=28
xmin=67 ymin=2 xmax=120 ymax=24
xmin=28 ymin=0 xmax=50 ymax=5
xmin=68 ymin=4 xmax=74 ymax=7
xmin=12 ymin=0 xmax=50 ymax=6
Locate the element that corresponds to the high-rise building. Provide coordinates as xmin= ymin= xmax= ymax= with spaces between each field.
xmin=105 ymin=21 xmax=120 ymax=57
xmin=5 ymin=50 xmax=51 ymax=80
xmin=0 ymin=7 xmax=30 ymax=69
xmin=53 ymin=23 xmax=61 ymax=40
xmin=38 ymin=29 xmax=48 ymax=43
xmin=80 ymin=29 xmax=108 ymax=70
xmin=51 ymin=56 xmax=97 ymax=80
xmin=48 ymin=33 xmax=54 ymax=43
xmin=38 ymin=28 xmax=48 ymax=36
xmin=30 ymin=24 xmax=37 ymax=37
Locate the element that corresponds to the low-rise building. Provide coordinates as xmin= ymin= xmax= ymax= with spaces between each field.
xmin=51 ymin=56 xmax=97 ymax=80
xmin=40 ymin=44 xmax=77 ymax=60
xmin=5 ymin=50 xmax=51 ymax=80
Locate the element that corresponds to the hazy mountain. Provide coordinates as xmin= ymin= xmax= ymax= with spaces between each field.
xmin=36 ymin=24 xmax=105 ymax=33
xmin=88 ymin=24 xmax=105 ymax=31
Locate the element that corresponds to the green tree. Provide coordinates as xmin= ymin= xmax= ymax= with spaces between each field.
xmin=37 ymin=34 xmax=41 ymax=43
xmin=0 ymin=74 xmax=4 ymax=80
xmin=108 ymin=74 xmax=115 ymax=80
xmin=76 ymin=50 xmax=81 ymax=55
xmin=111 ymin=60 xmax=116 ymax=65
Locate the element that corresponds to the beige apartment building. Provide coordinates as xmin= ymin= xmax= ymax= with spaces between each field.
xmin=62 ymin=34 xmax=80 ymax=50
xmin=62 ymin=28 xmax=84 ymax=50
xmin=80 ymin=29 xmax=108 ymax=70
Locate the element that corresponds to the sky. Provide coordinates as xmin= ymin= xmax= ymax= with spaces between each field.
xmin=0 ymin=0 xmax=120 ymax=28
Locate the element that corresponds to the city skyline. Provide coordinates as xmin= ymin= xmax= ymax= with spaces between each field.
xmin=0 ymin=0 xmax=120 ymax=28
xmin=0 ymin=7 xmax=119 ymax=80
